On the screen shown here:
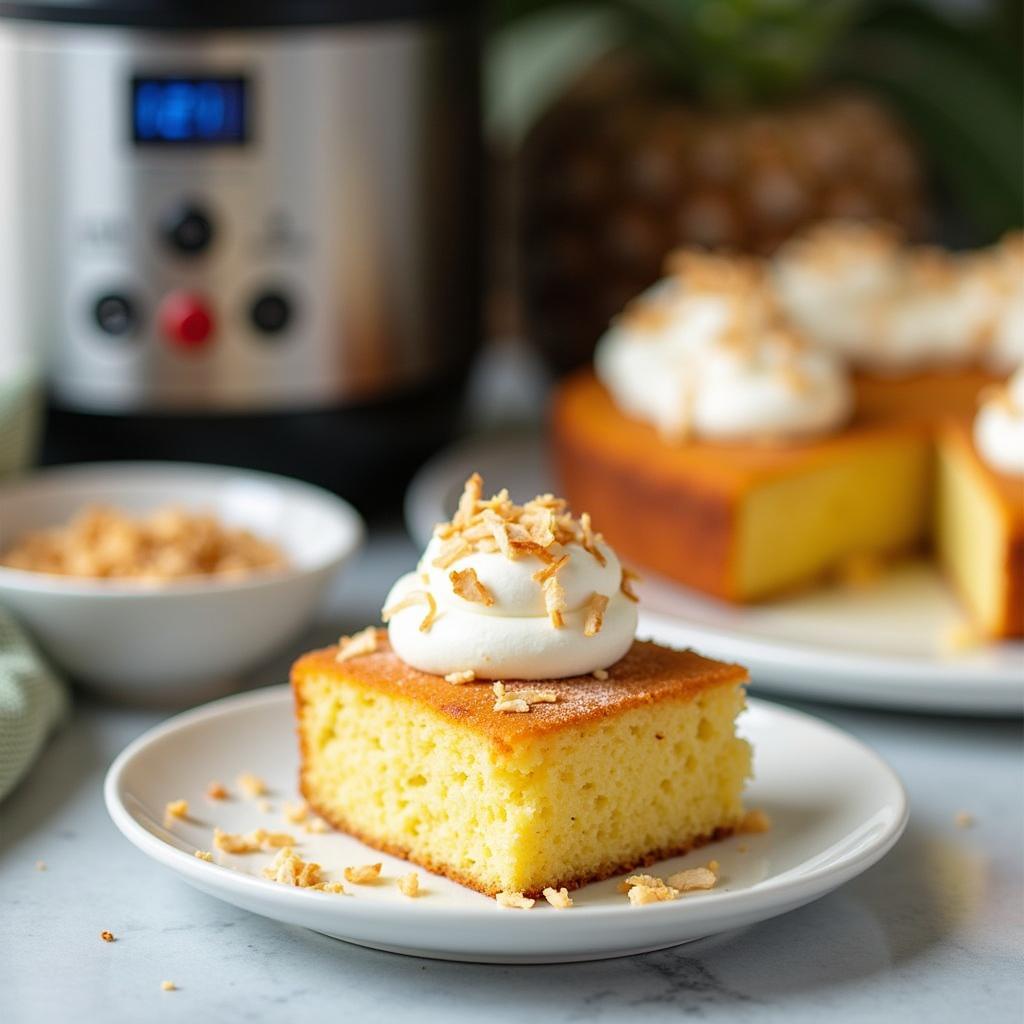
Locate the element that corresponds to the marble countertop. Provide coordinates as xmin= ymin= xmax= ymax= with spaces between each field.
xmin=2 ymin=524 xmax=1023 ymax=1024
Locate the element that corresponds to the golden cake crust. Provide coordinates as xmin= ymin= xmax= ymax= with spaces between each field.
xmin=291 ymin=632 xmax=748 ymax=754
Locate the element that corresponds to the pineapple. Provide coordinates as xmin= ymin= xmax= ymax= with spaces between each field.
xmin=509 ymin=0 xmax=1019 ymax=372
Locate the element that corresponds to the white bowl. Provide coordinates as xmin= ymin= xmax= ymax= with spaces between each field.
xmin=0 ymin=462 xmax=365 ymax=703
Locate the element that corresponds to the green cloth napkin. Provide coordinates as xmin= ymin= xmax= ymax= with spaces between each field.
xmin=0 ymin=610 xmax=68 ymax=803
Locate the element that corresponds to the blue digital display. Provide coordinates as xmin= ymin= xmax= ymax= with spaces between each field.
xmin=132 ymin=77 xmax=248 ymax=145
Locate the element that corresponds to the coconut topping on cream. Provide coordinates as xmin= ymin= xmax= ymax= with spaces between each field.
xmin=595 ymin=252 xmax=852 ymax=442
xmin=383 ymin=475 xmax=638 ymax=679
xmin=974 ymin=367 xmax=1024 ymax=477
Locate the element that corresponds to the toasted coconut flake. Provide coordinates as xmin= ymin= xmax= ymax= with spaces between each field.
xmin=343 ymin=863 xmax=382 ymax=885
xmin=205 ymin=781 xmax=228 ymax=801
xmin=666 ymin=867 xmax=718 ymax=892
xmin=336 ymin=626 xmax=378 ymax=662
xmin=592 ymin=668 xmax=609 ymax=681
xmin=583 ymin=592 xmax=609 ymax=637
xmin=482 ymin=509 xmax=513 ymax=559
xmin=495 ymin=891 xmax=535 ymax=909
xmin=444 ymin=669 xmax=476 ymax=685
xmin=397 ymin=873 xmax=420 ymax=898
xmin=493 ymin=698 xmax=531 ymax=714
xmin=739 ymin=808 xmax=772 ymax=834
xmin=449 ymin=567 xmax=494 ymax=607
xmin=543 ymin=887 xmax=573 ymax=909
xmin=532 ymin=553 xmax=569 ymax=584
xmin=431 ymin=536 xmax=472 ymax=569
xmin=194 ymin=850 xmax=213 ymax=862
xmin=454 ymin=472 xmax=483 ymax=527
xmin=579 ymin=513 xmax=606 ymax=566
xmin=381 ymin=590 xmax=437 ymax=633
xmin=492 ymin=680 xmax=506 ymax=699
xmin=518 ymin=689 xmax=558 ymax=705
xmin=620 ymin=568 xmax=640 ymax=603
xmin=543 ymin=574 xmax=566 ymax=629
xmin=236 ymin=772 xmax=266 ymax=798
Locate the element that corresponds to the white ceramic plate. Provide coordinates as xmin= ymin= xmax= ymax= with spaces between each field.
xmin=406 ymin=432 xmax=1024 ymax=716
xmin=105 ymin=686 xmax=907 ymax=964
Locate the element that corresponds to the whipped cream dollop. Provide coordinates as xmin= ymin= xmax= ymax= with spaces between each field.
xmin=383 ymin=476 xmax=638 ymax=679
xmin=774 ymin=222 xmax=1024 ymax=374
xmin=974 ymin=367 xmax=1024 ymax=476
xmin=595 ymin=251 xmax=852 ymax=442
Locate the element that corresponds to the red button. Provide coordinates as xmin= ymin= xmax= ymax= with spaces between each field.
xmin=158 ymin=291 xmax=215 ymax=350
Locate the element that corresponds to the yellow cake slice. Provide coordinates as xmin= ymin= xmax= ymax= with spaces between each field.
xmin=292 ymin=632 xmax=751 ymax=897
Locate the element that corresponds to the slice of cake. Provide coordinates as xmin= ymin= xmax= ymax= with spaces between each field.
xmin=934 ymin=372 xmax=1024 ymax=639
xmin=291 ymin=474 xmax=751 ymax=897
xmin=293 ymin=633 xmax=750 ymax=897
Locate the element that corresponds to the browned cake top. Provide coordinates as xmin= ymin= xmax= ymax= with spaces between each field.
xmin=291 ymin=632 xmax=747 ymax=751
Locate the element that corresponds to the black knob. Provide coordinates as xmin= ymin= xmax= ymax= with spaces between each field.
xmin=250 ymin=291 xmax=292 ymax=335
xmin=93 ymin=293 xmax=137 ymax=337
xmin=161 ymin=202 xmax=215 ymax=255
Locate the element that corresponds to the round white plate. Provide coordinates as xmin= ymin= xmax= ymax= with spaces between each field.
xmin=105 ymin=686 xmax=907 ymax=964
xmin=406 ymin=431 xmax=1024 ymax=716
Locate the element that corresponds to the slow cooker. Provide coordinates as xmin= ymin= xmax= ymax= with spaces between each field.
xmin=0 ymin=0 xmax=480 ymax=505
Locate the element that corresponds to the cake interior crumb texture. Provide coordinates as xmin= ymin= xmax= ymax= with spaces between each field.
xmin=293 ymin=636 xmax=751 ymax=897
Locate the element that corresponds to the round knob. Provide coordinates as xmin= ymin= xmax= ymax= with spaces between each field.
xmin=249 ymin=290 xmax=292 ymax=335
xmin=158 ymin=291 xmax=215 ymax=351
xmin=161 ymin=202 xmax=215 ymax=255
xmin=93 ymin=293 xmax=137 ymax=337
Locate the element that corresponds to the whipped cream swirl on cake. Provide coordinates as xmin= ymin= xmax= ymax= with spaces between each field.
xmin=595 ymin=251 xmax=852 ymax=442
xmin=774 ymin=222 xmax=1024 ymax=374
xmin=383 ymin=475 xmax=638 ymax=679
xmin=974 ymin=367 xmax=1024 ymax=477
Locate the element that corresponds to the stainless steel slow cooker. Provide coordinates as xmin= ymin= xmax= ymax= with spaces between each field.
xmin=0 ymin=0 xmax=480 ymax=502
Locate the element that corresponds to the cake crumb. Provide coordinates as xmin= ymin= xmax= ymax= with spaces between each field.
xmin=283 ymin=800 xmax=308 ymax=824
xmin=194 ymin=850 xmax=213 ymax=862
xmin=739 ymin=808 xmax=772 ymax=834
xmin=397 ymin=873 xmax=420 ymax=898
xmin=954 ymin=811 xmax=975 ymax=829
xmin=543 ymin=887 xmax=573 ymax=909
xmin=583 ymin=592 xmax=609 ymax=638
xmin=627 ymin=881 xmax=678 ymax=905
xmin=100 ymin=930 xmax=115 ymax=943
xmin=164 ymin=799 xmax=188 ymax=822
xmin=305 ymin=817 xmax=330 ymax=834
xmin=212 ymin=827 xmax=292 ymax=854
xmin=313 ymin=881 xmax=346 ymax=894
xmin=34 ymin=860 xmax=46 ymax=872
xmin=495 ymin=891 xmax=535 ymax=909
xmin=262 ymin=847 xmax=321 ymax=888
xmin=618 ymin=873 xmax=663 ymax=893
xmin=450 ymin=567 xmax=494 ymax=607
xmin=257 ymin=799 xmax=272 ymax=813
xmin=343 ymin=863 xmax=382 ymax=885
xmin=444 ymin=669 xmax=476 ymax=685
xmin=161 ymin=981 xmax=176 ymax=992
xmin=236 ymin=772 xmax=266 ymax=798
xmin=592 ymin=668 xmax=609 ymax=681
xmin=667 ymin=866 xmax=718 ymax=892
xmin=205 ymin=781 xmax=228 ymax=801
